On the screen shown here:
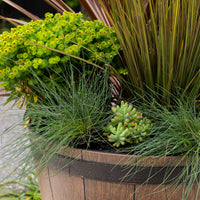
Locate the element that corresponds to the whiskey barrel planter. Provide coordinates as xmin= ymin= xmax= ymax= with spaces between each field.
xmin=37 ymin=148 xmax=198 ymax=200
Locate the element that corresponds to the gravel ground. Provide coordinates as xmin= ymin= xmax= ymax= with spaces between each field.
xmin=0 ymin=96 xmax=26 ymax=180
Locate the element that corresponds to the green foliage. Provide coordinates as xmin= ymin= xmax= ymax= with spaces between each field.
xmin=24 ymin=65 xmax=112 ymax=148
xmin=0 ymin=11 xmax=121 ymax=103
xmin=123 ymin=97 xmax=200 ymax=199
xmin=147 ymin=101 xmax=200 ymax=156
xmin=102 ymin=0 xmax=200 ymax=107
xmin=12 ymin=66 xmax=113 ymax=173
xmin=1 ymin=1 xmax=200 ymax=199
xmin=65 ymin=0 xmax=80 ymax=9
xmin=0 ymin=64 xmax=113 ymax=181
xmin=104 ymin=101 xmax=152 ymax=147
xmin=0 ymin=173 xmax=41 ymax=200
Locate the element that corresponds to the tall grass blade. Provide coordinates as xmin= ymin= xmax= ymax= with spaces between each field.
xmin=2 ymin=0 xmax=40 ymax=20
xmin=100 ymin=0 xmax=200 ymax=106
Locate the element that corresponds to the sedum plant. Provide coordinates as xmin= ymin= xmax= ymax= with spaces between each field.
xmin=104 ymin=101 xmax=152 ymax=147
xmin=0 ymin=11 xmax=121 ymax=104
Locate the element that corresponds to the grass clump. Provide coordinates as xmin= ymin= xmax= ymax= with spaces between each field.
xmin=101 ymin=0 xmax=200 ymax=107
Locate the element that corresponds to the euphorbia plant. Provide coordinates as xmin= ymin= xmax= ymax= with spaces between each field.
xmin=0 ymin=11 xmax=121 ymax=105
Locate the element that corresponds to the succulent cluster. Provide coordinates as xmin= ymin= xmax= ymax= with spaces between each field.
xmin=104 ymin=101 xmax=152 ymax=147
xmin=0 ymin=11 xmax=121 ymax=99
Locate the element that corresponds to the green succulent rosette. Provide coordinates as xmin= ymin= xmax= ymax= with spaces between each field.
xmin=104 ymin=101 xmax=152 ymax=147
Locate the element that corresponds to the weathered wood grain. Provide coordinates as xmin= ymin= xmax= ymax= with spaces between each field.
xmin=37 ymin=148 xmax=199 ymax=200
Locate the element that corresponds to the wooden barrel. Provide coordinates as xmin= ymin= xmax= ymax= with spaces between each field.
xmin=37 ymin=148 xmax=198 ymax=200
